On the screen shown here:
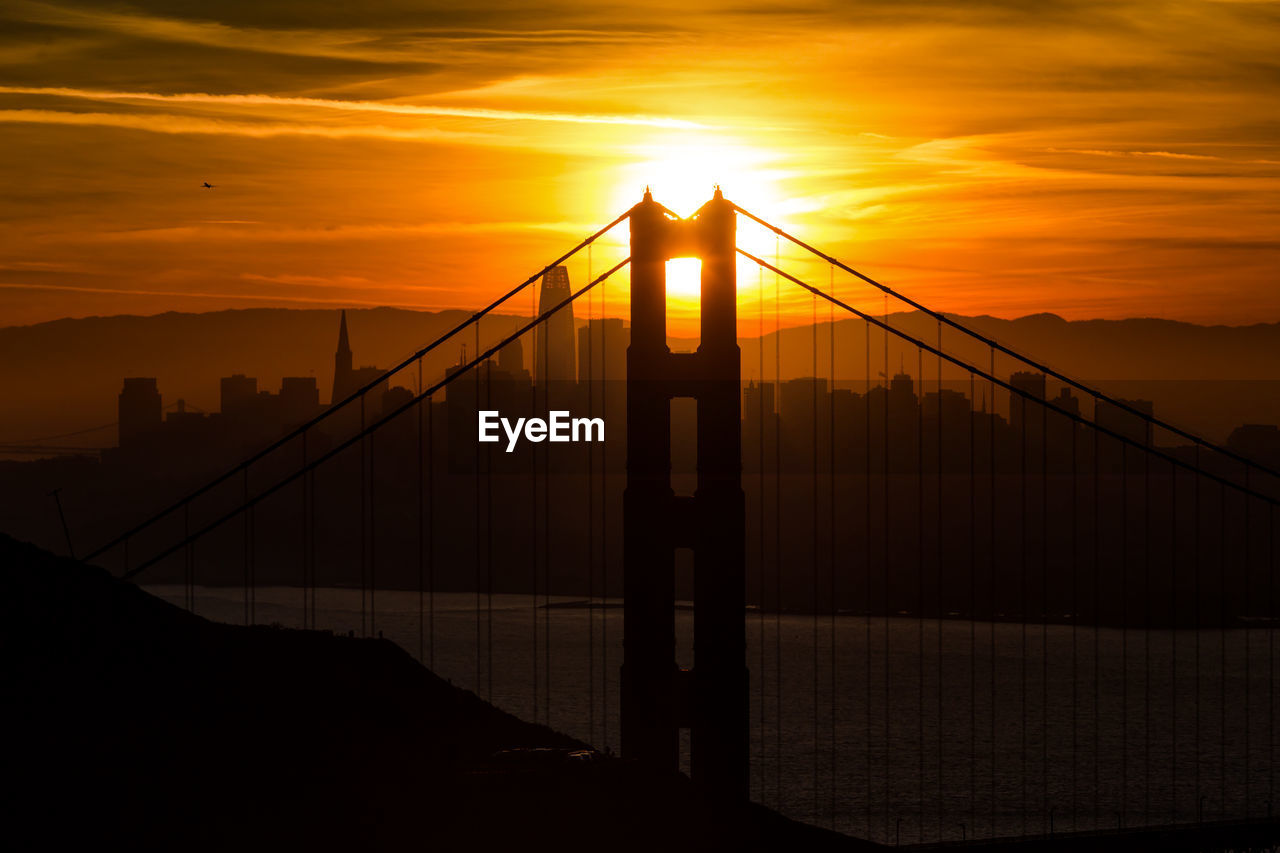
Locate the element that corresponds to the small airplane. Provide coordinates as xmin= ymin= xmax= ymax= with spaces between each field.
xmin=201 ymin=182 xmax=215 ymax=189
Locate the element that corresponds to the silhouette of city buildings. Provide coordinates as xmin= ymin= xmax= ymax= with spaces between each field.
xmin=117 ymin=377 xmax=161 ymax=450
xmin=1229 ymin=423 xmax=1280 ymax=468
xmin=577 ymin=318 xmax=627 ymax=383
xmin=332 ymin=309 xmax=389 ymax=404
xmin=98 ymin=301 xmax=1280 ymax=492
xmin=8 ymin=302 xmax=1280 ymax=630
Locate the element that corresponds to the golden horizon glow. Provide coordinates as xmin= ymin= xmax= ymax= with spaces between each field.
xmin=2 ymin=1 xmax=1279 ymax=328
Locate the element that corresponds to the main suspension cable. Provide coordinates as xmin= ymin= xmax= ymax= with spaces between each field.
xmin=736 ymin=248 xmax=1280 ymax=507
xmin=729 ymin=201 xmax=1280 ymax=484
xmin=86 ymin=210 xmax=635 ymax=564
xmin=118 ymin=258 xmax=632 ymax=580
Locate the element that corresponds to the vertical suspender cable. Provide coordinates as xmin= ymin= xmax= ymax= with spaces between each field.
xmin=936 ymin=321 xmax=944 ymax=840
xmin=1020 ymin=386 xmax=1028 ymax=836
xmin=184 ymin=503 xmax=192 ymax=612
xmin=486 ymin=335 xmax=493 ymax=702
xmin=475 ymin=324 xmax=482 ymax=692
xmin=532 ymin=282 xmax=540 ymax=723
xmin=309 ymin=434 xmax=317 ymax=628
xmin=602 ymin=275 xmax=610 ymax=752
xmin=1071 ymin=404 xmax=1079 ymax=829
xmin=883 ymin=293 xmax=891 ymax=841
xmin=418 ymin=359 xmax=424 ymax=663
xmin=428 ymin=392 xmax=435 ymax=671
xmin=1144 ymin=435 xmax=1152 ymax=825
xmin=917 ymin=346 xmax=925 ymax=843
xmin=1170 ymin=454 xmax=1178 ymax=825
xmin=812 ymin=282 xmax=820 ymax=827
xmin=758 ymin=265 xmax=766 ymax=796
xmin=1269 ymin=498 xmax=1275 ymax=819
xmin=1219 ymin=479 xmax=1227 ymax=819
xmin=1093 ymin=401 xmax=1101 ymax=830
xmin=1041 ymin=392 xmax=1048 ymax=832
xmin=243 ymin=468 xmax=251 ymax=626
xmin=588 ymin=260 xmax=595 ymax=746
xmin=829 ymin=264 xmax=837 ymax=828
xmin=865 ymin=310 xmax=873 ymax=839
xmin=970 ymin=369 xmax=978 ymax=835
xmin=544 ymin=304 xmax=552 ymax=726
xmin=249 ymin=492 xmax=256 ymax=624
xmin=1194 ymin=443 xmax=1201 ymax=823
xmin=990 ymin=349 xmax=998 ymax=837
xmin=1245 ymin=466 xmax=1252 ymax=819
xmin=774 ymin=234 xmax=783 ymax=809
xmin=301 ymin=434 xmax=308 ymax=629
xmin=360 ymin=394 xmax=367 ymax=636
xmin=1121 ymin=438 xmax=1129 ymax=827
xmin=370 ymin=406 xmax=377 ymax=637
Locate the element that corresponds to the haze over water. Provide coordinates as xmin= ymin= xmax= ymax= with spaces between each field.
xmin=150 ymin=584 xmax=1276 ymax=844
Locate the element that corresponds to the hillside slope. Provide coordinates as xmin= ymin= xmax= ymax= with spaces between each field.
xmin=0 ymin=534 xmax=868 ymax=852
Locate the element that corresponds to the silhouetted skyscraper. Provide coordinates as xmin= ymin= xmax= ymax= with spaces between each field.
xmin=1009 ymin=371 xmax=1046 ymax=434
xmin=499 ymin=338 xmax=525 ymax=378
xmin=332 ymin=309 xmax=353 ymax=404
xmin=890 ymin=370 xmax=915 ymax=399
xmin=330 ymin=310 xmax=387 ymax=406
xmin=577 ymin=317 xmax=627 ymax=383
xmin=279 ymin=377 xmax=321 ymax=425
xmin=220 ymin=374 xmax=258 ymax=419
xmin=779 ymin=377 xmax=829 ymax=433
xmin=742 ymin=378 xmax=775 ymax=421
xmin=118 ymin=377 xmax=161 ymax=450
xmin=536 ymin=266 xmax=575 ymax=384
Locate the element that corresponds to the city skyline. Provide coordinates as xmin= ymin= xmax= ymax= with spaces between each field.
xmin=102 ymin=301 xmax=1280 ymax=475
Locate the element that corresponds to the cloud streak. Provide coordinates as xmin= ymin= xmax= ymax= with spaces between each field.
xmin=0 ymin=85 xmax=709 ymax=129
xmin=0 ymin=108 xmax=488 ymax=141
xmin=0 ymin=281 xmax=453 ymax=309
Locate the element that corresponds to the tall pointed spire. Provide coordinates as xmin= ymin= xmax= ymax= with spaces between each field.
xmin=332 ymin=310 xmax=353 ymax=404
xmin=336 ymin=309 xmax=351 ymax=358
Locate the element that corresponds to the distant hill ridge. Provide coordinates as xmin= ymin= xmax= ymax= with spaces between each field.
xmin=2 ymin=307 xmax=1278 ymax=444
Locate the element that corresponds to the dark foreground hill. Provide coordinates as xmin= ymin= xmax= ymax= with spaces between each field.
xmin=0 ymin=534 xmax=869 ymax=852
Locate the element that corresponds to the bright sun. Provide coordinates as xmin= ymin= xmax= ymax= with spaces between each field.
xmin=612 ymin=134 xmax=790 ymax=318
xmin=666 ymin=257 xmax=702 ymax=300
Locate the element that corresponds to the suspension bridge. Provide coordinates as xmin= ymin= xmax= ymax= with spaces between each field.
xmin=80 ymin=190 xmax=1280 ymax=848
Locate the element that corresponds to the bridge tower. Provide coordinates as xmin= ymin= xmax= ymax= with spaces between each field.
xmin=622 ymin=188 xmax=747 ymax=798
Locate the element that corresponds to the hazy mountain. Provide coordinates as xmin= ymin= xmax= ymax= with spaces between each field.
xmin=0 ymin=307 xmax=527 ymax=445
xmin=2 ymin=308 xmax=1278 ymax=446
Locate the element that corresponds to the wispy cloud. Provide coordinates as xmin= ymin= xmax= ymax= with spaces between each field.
xmin=1047 ymin=147 xmax=1280 ymax=165
xmin=7 ymin=0 xmax=673 ymax=64
xmin=11 ymin=219 xmax=611 ymax=246
xmin=0 ymin=281 xmax=449 ymax=309
xmin=0 ymin=86 xmax=708 ymax=129
xmin=0 ymin=108 xmax=489 ymax=141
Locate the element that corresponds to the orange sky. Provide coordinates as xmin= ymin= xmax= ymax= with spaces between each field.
xmin=2 ymin=1 xmax=1279 ymax=331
